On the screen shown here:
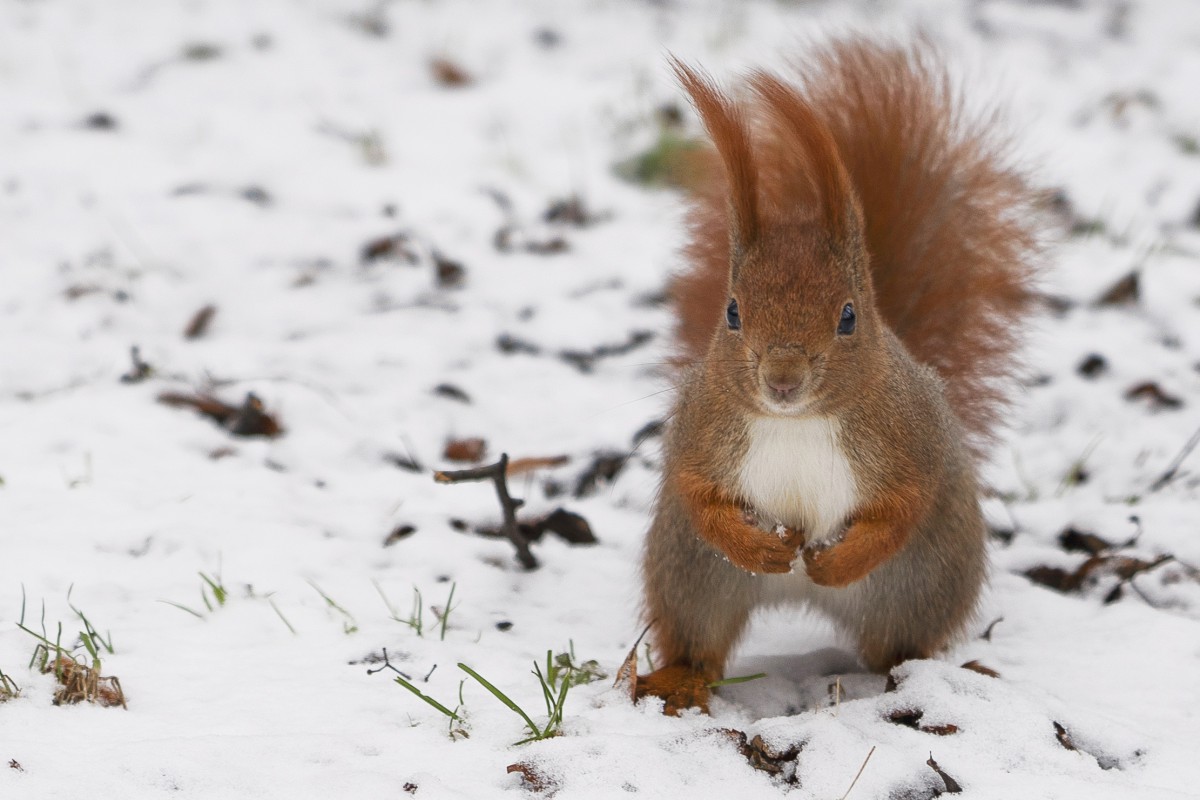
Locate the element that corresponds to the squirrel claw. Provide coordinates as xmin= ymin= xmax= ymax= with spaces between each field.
xmin=723 ymin=524 xmax=805 ymax=574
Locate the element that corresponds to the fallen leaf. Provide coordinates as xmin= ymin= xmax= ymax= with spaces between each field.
xmin=443 ymin=438 xmax=486 ymax=463
xmin=1095 ymin=271 xmax=1139 ymax=306
xmin=506 ymin=762 xmax=554 ymax=794
xmin=1053 ymin=721 xmax=1077 ymax=751
xmin=926 ymin=755 xmax=962 ymax=794
xmin=157 ymin=391 xmax=283 ymax=438
xmin=960 ymin=660 xmax=1000 ymax=678
xmin=384 ymin=525 xmax=416 ymax=547
xmin=184 ymin=304 xmax=217 ymax=339
xmin=433 ymin=252 xmax=466 ymax=288
xmin=529 ymin=508 xmax=597 ymax=544
xmin=431 ymin=57 xmax=472 ymax=87
xmin=1125 ymin=381 xmax=1183 ymax=410
xmin=574 ymin=452 xmax=627 ymax=498
xmin=433 ymin=383 xmax=471 ymax=403
xmin=361 ymin=233 xmax=418 ymax=265
xmin=1058 ymin=528 xmax=1113 ymax=556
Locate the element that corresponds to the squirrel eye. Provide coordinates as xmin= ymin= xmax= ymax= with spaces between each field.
xmin=726 ymin=298 xmax=741 ymax=331
xmin=837 ymin=303 xmax=856 ymax=336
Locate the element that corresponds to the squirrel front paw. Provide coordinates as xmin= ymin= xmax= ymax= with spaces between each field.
xmin=803 ymin=538 xmax=870 ymax=587
xmin=720 ymin=520 xmax=805 ymax=575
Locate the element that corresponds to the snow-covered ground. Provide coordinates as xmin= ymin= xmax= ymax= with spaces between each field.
xmin=3 ymin=0 xmax=1200 ymax=797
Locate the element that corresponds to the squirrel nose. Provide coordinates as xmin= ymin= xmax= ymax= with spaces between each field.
xmin=766 ymin=377 xmax=801 ymax=400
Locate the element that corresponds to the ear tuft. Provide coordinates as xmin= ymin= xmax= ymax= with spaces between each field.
xmin=748 ymin=71 xmax=861 ymax=240
xmin=669 ymin=56 xmax=760 ymax=255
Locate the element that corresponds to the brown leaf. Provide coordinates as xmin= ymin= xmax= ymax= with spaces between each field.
xmin=711 ymin=729 xmax=801 ymax=781
xmin=157 ymin=391 xmax=283 ymax=438
xmin=443 ymin=438 xmax=486 ymax=463
xmin=431 ymin=57 xmax=472 ymax=87
xmin=1024 ymin=565 xmax=1086 ymax=593
xmin=960 ymin=660 xmax=1000 ymax=679
xmin=1053 ymin=721 xmax=1077 ymax=751
xmin=529 ymin=508 xmax=597 ymax=545
xmin=1125 ymin=381 xmax=1183 ymax=410
xmin=45 ymin=658 xmax=126 ymax=708
xmin=1026 ymin=553 xmax=1169 ymax=596
xmin=384 ymin=524 xmax=416 ymax=547
xmin=433 ymin=252 xmax=466 ymax=288
xmin=1058 ymin=528 xmax=1113 ymax=556
xmin=613 ymin=642 xmax=638 ymax=703
xmin=1095 ymin=271 xmax=1139 ymax=306
xmin=888 ymin=709 xmax=924 ymax=729
xmin=183 ymin=304 xmax=217 ymax=339
xmin=920 ymin=724 xmax=960 ymax=736
xmin=926 ymin=755 xmax=962 ymax=794
xmin=361 ymin=233 xmax=418 ymax=265
xmin=506 ymin=762 xmax=554 ymax=794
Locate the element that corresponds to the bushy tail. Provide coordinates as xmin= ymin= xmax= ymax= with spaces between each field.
xmin=672 ymin=37 xmax=1040 ymax=457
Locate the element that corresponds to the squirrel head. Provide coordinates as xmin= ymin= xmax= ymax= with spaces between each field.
xmin=673 ymin=60 xmax=881 ymax=417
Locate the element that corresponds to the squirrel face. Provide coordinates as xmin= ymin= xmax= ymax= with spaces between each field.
xmin=715 ymin=220 xmax=875 ymax=416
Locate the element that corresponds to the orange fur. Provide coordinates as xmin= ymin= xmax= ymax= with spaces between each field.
xmin=804 ymin=482 xmax=929 ymax=587
xmin=634 ymin=664 xmax=716 ymax=716
xmin=672 ymin=38 xmax=1038 ymax=456
xmin=674 ymin=469 xmax=804 ymax=574
xmin=670 ymin=59 xmax=760 ymax=256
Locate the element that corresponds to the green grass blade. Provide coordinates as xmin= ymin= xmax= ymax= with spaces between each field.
xmin=708 ymin=672 xmax=767 ymax=687
xmin=199 ymin=572 xmax=227 ymax=606
xmin=158 ymin=600 xmax=205 ymax=619
xmin=393 ymin=674 xmax=460 ymax=721
xmin=533 ymin=661 xmax=555 ymax=718
xmin=438 ymin=583 xmax=456 ymax=641
xmin=268 ymin=598 xmax=297 ymax=634
xmin=458 ymin=662 xmax=540 ymax=736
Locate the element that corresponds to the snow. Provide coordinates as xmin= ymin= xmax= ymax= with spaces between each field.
xmin=3 ymin=0 xmax=1200 ymax=797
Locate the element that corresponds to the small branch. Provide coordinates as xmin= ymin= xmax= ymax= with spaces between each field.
xmin=839 ymin=745 xmax=876 ymax=800
xmin=435 ymin=453 xmax=537 ymax=569
xmin=1149 ymin=424 xmax=1200 ymax=492
xmin=365 ymin=648 xmax=412 ymax=680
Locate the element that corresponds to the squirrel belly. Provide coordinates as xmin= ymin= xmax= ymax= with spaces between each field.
xmin=737 ymin=414 xmax=858 ymax=549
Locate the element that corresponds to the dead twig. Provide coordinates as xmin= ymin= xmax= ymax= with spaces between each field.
xmin=839 ymin=745 xmax=876 ymax=800
xmin=435 ymin=454 xmax=537 ymax=569
xmin=1149 ymin=424 xmax=1200 ymax=492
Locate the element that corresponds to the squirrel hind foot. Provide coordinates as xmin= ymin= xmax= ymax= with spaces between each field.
xmin=861 ymin=643 xmax=935 ymax=674
xmin=634 ymin=664 xmax=714 ymax=716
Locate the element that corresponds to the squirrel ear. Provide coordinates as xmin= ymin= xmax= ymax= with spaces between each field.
xmin=670 ymin=56 xmax=760 ymax=261
xmin=748 ymin=71 xmax=861 ymax=244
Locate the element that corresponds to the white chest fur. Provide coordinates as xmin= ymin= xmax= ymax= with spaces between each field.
xmin=737 ymin=415 xmax=859 ymax=545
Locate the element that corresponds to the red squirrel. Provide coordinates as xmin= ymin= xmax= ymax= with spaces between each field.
xmin=636 ymin=38 xmax=1039 ymax=715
